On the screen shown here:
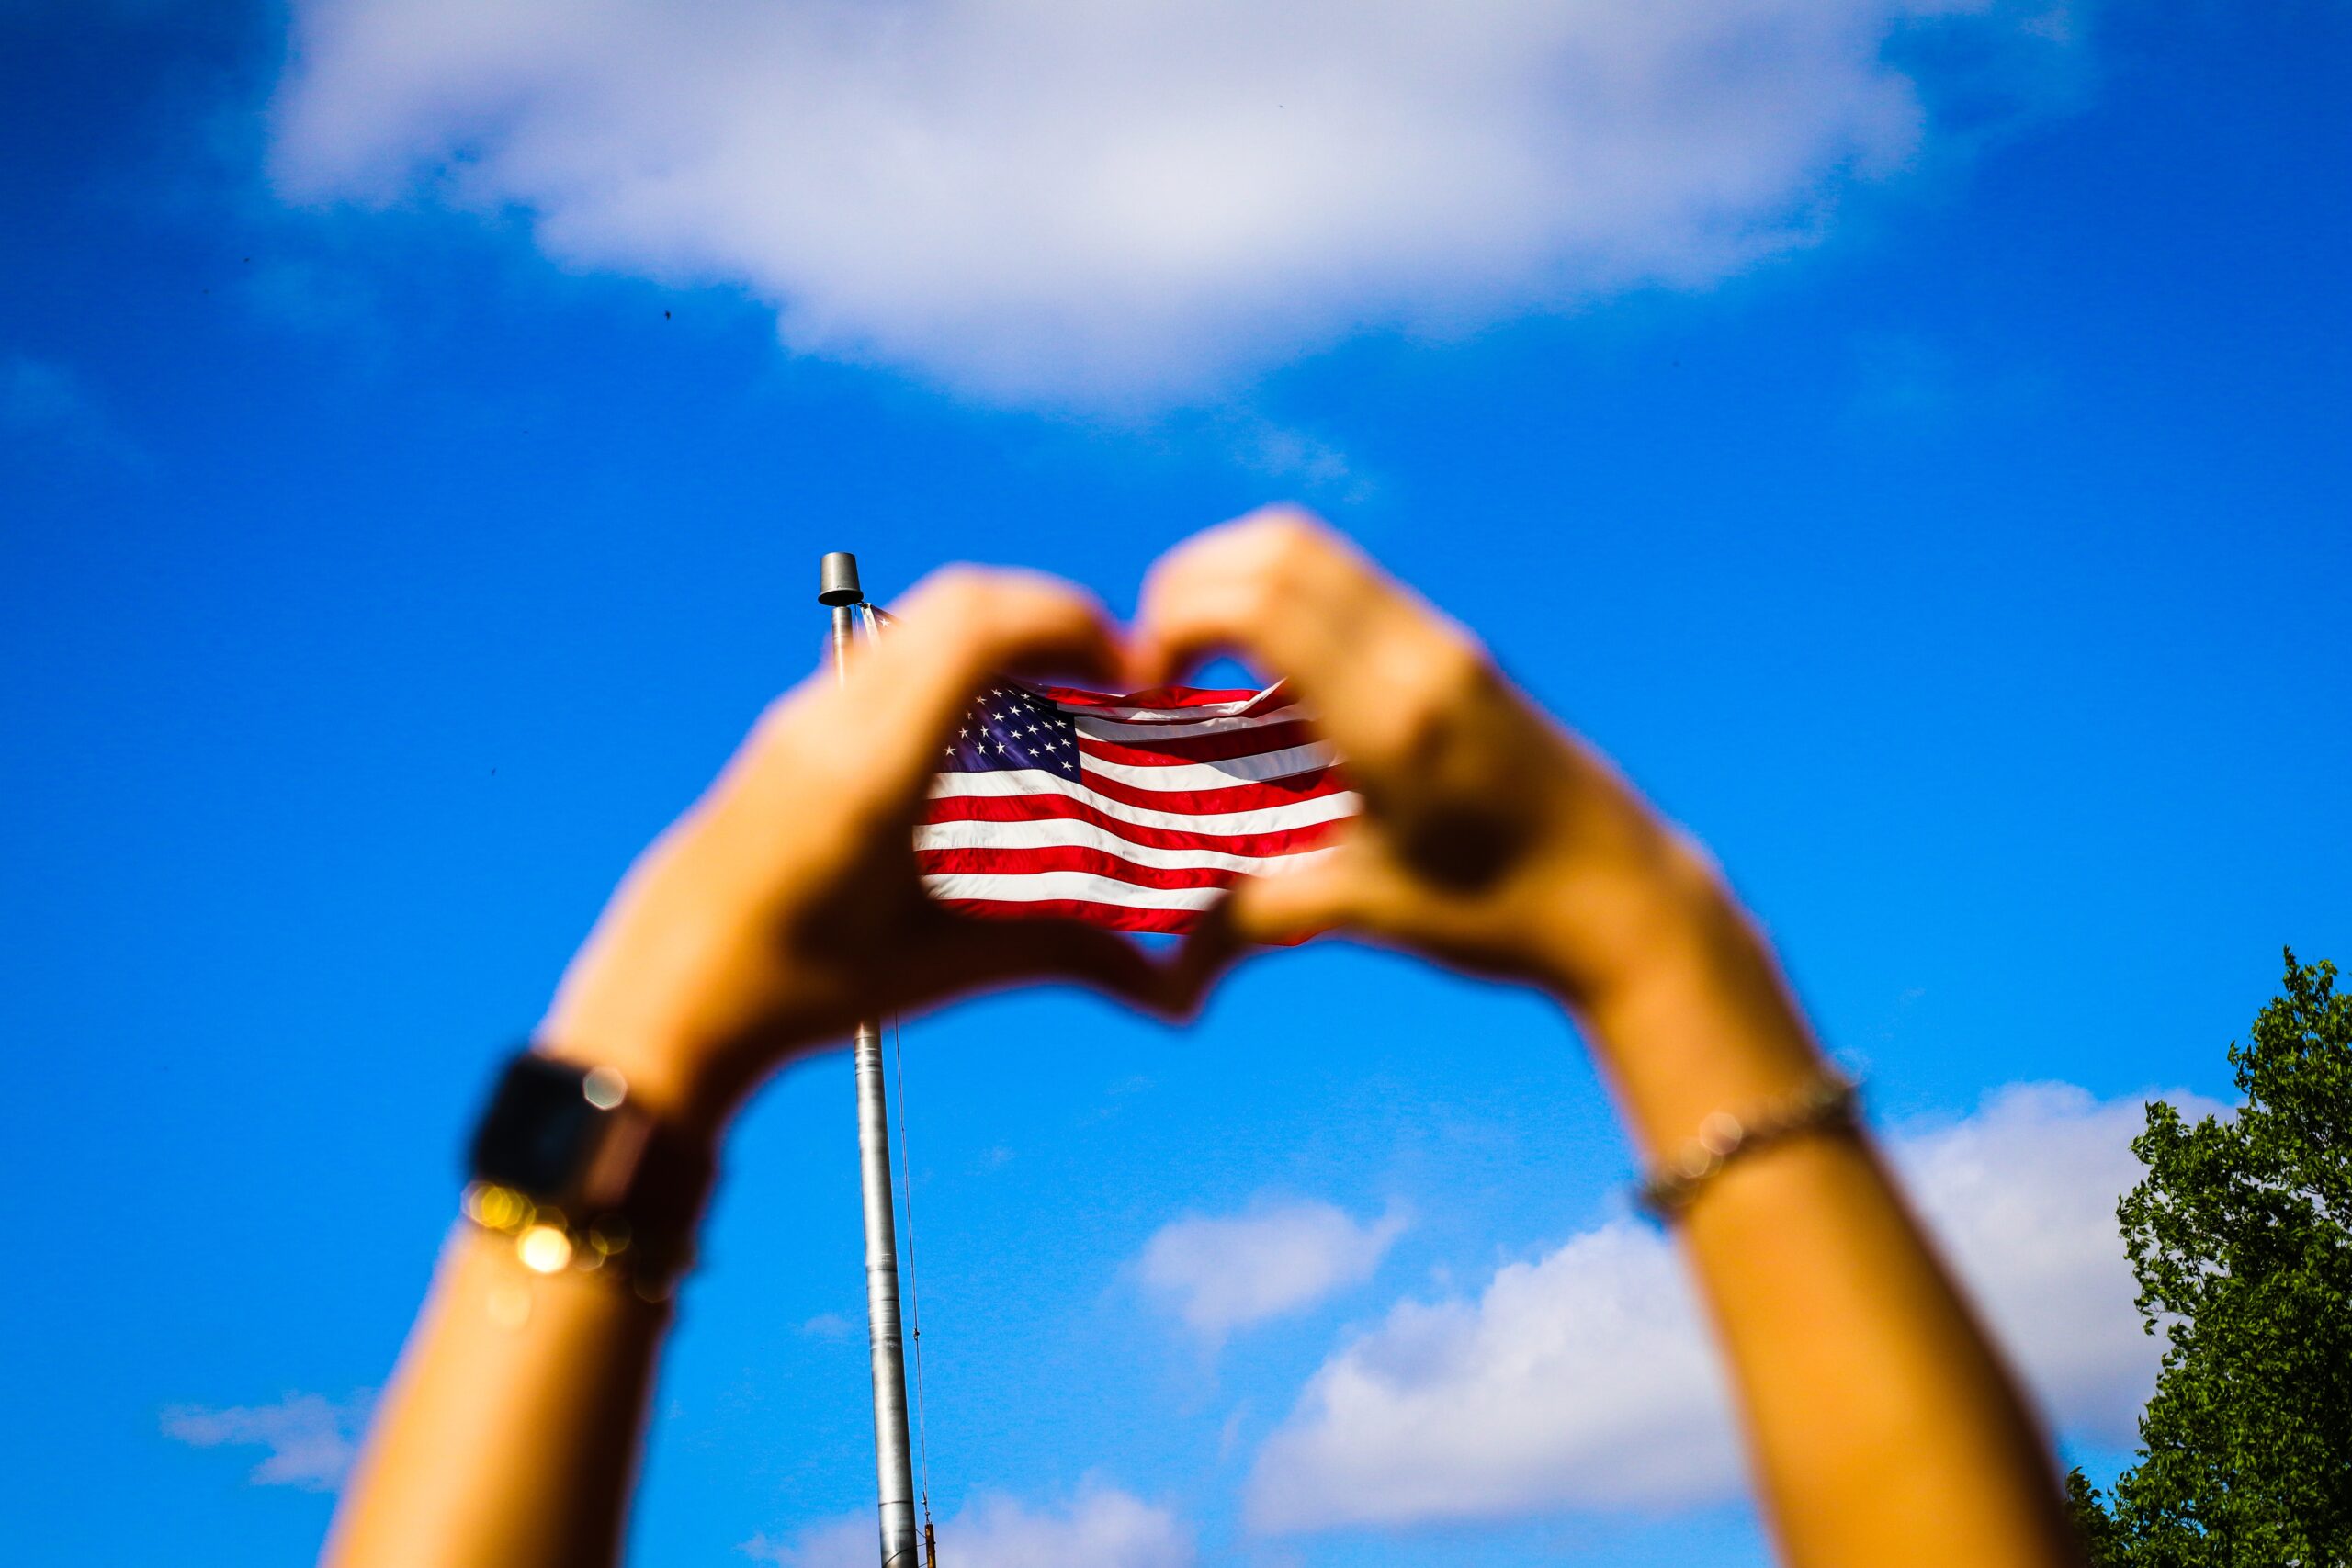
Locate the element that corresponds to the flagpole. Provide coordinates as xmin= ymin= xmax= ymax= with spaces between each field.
xmin=819 ymin=550 xmax=922 ymax=1568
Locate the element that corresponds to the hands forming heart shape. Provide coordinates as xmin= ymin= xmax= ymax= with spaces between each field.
xmin=540 ymin=507 xmax=1768 ymax=1137
xmin=334 ymin=508 xmax=2089 ymax=1568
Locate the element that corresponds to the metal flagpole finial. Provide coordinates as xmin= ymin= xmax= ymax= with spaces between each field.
xmin=820 ymin=551 xmax=865 ymax=607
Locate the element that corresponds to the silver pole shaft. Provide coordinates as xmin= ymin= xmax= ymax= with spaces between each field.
xmin=828 ymin=584 xmax=922 ymax=1568
xmin=854 ymin=1019 xmax=921 ymax=1568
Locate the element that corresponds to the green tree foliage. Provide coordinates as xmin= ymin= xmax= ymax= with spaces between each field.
xmin=2069 ymin=1467 xmax=2129 ymax=1566
xmin=2077 ymin=951 xmax=2351 ymax=1566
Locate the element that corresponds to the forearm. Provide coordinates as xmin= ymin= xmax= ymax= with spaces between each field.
xmin=1569 ymin=877 xmax=2077 ymax=1567
xmin=1682 ymin=1135 xmax=2073 ymax=1565
xmin=321 ymin=1011 xmax=742 ymax=1568
xmin=323 ymin=1226 xmax=670 ymax=1568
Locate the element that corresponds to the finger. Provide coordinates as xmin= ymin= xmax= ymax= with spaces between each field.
xmin=1128 ymin=506 xmax=1366 ymax=692
xmin=1130 ymin=509 xmax=1477 ymax=758
xmin=1158 ymin=898 xmax=1250 ymax=1021
xmin=1218 ymin=848 xmax=1366 ymax=948
xmin=779 ymin=567 xmax=1121 ymax=800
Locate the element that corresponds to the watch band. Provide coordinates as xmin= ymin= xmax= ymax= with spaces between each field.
xmin=463 ymin=1050 xmax=715 ymax=1301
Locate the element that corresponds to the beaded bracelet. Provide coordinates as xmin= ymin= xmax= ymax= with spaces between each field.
xmin=1635 ymin=1067 xmax=1860 ymax=1221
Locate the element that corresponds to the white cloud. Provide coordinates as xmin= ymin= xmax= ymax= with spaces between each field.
xmin=745 ymin=1486 xmax=1191 ymax=1568
xmin=161 ymin=1391 xmax=370 ymax=1491
xmin=1141 ymin=1197 xmax=1407 ymax=1339
xmin=742 ymin=1513 xmax=873 ymax=1568
xmin=270 ymin=0 xmax=2072 ymax=406
xmin=1250 ymin=1216 xmax=1736 ymax=1528
xmin=1894 ymin=1082 xmax=2191 ymax=1447
xmin=1247 ymin=1082 xmax=2212 ymax=1534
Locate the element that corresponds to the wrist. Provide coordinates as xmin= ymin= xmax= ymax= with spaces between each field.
xmin=533 ymin=1004 xmax=738 ymax=1145
xmin=1535 ymin=842 xmax=1830 ymax=1156
xmin=1519 ymin=828 xmax=1731 ymax=1009
xmin=538 ymin=906 xmax=794 ymax=1140
xmin=538 ymin=866 xmax=793 ymax=1139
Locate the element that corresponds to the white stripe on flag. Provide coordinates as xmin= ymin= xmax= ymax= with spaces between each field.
xmin=921 ymin=871 xmax=1227 ymax=908
xmin=926 ymin=769 xmax=1360 ymax=834
xmin=915 ymin=819 xmax=1338 ymax=873
xmin=1077 ymin=741 xmax=1334 ymax=791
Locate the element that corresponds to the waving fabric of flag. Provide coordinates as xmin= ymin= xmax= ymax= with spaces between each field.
xmin=920 ymin=682 xmax=1356 ymax=933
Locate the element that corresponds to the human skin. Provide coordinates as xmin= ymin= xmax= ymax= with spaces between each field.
xmin=323 ymin=511 xmax=2082 ymax=1568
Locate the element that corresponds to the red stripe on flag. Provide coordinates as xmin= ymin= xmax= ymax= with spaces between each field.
xmin=1076 ymin=719 xmax=1319 ymax=768
xmin=917 ymin=846 xmax=1248 ymax=889
xmin=920 ymin=793 xmax=1342 ymax=857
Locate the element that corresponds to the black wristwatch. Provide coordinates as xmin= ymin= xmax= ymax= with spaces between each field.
xmin=464 ymin=1050 xmax=712 ymax=1301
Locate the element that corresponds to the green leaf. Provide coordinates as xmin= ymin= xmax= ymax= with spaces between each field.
xmin=2107 ymin=951 xmax=2352 ymax=1567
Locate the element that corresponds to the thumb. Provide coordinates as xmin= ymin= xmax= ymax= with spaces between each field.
xmin=1221 ymin=849 xmax=1363 ymax=948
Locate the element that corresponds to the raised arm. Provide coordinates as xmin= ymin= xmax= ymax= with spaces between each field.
xmin=323 ymin=570 xmax=1174 ymax=1568
xmin=1131 ymin=509 xmax=2083 ymax=1568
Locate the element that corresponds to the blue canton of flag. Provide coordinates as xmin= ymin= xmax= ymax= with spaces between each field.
xmin=940 ymin=684 xmax=1082 ymax=781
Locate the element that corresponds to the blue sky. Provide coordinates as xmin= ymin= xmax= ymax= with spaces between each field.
xmin=3 ymin=3 xmax=2347 ymax=1565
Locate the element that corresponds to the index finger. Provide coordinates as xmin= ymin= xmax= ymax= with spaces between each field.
xmin=843 ymin=565 xmax=1123 ymax=791
xmin=1129 ymin=508 xmax=1482 ymax=753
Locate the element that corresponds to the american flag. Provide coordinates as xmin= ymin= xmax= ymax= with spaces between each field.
xmin=919 ymin=682 xmax=1357 ymax=933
